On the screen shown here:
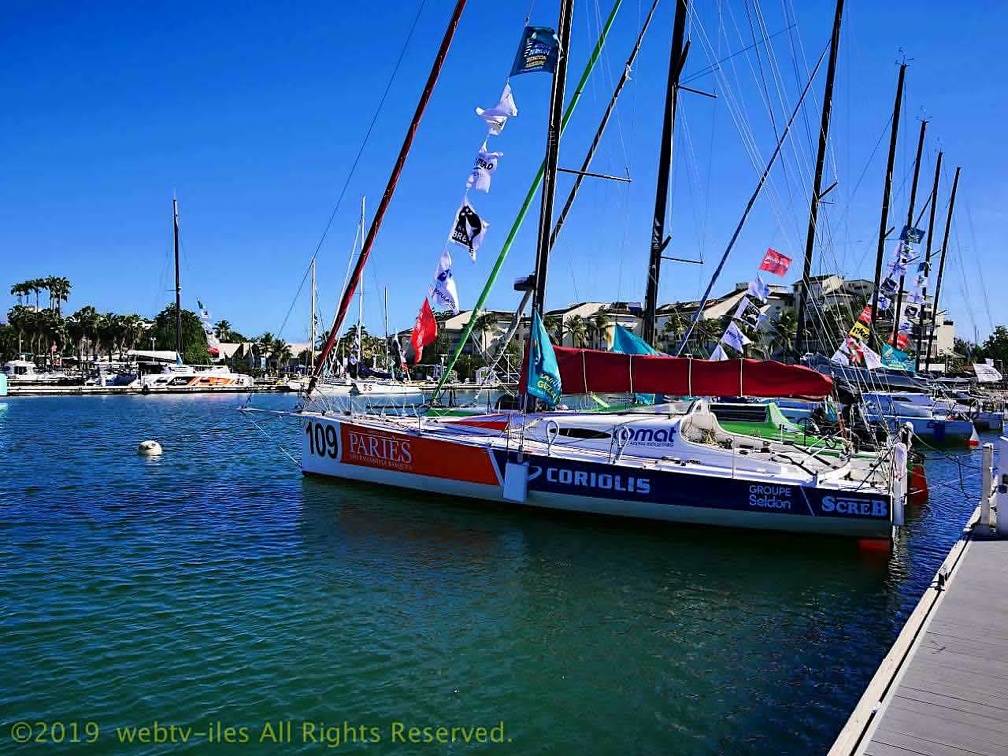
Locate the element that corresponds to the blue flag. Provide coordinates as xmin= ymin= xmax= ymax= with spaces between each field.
xmin=611 ymin=324 xmax=661 ymax=356
xmin=510 ymin=26 xmax=559 ymax=76
xmin=526 ymin=310 xmax=562 ymax=407
xmin=881 ymin=344 xmax=914 ymax=372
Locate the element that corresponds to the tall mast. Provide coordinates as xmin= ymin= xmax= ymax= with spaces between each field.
xmin=642 ymin=0 xmax=689 ymax=347
xmin=869 ymin=63 xmax=906 ymax=344
xmin=915 ymin=150 xmax=942 ymax=369
xmin=308 ymin=0 xmax=467 ymax=395
xmin=529 ymin=0 xmax=577 ymax=318
xmin=309 ymin=257 xmax=316 ymax=370
xmin=356 ymin=195 xmax=365 ymax=364
xmin=384 ymin=286 xmax=390 ymax=372
xmin=525 ymin=0 xmax=576 ymax=412
xmin=925 ymin=166 xmax=960 ymax=372
xmin=890 ymin=118 xmax=927 ymax=346
xmin=173 ymin=197 xmax=182 ymax=359
xmin=793 ymin=0 xmax=844 ymax=357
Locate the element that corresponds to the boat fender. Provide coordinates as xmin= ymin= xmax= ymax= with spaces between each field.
xmin=892 ymin=442 xmax=908 ymax=527
xmin=503 ymin=460 xmax=529 ymax=503
xmin=909 ymin=463 xmax=929 ymax=504
xmin=138 ymin=440 xmax=163 ymax=457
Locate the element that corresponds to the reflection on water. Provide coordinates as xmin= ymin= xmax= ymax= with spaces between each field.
xmin=0 ymin=394 xmax=984 ymax=754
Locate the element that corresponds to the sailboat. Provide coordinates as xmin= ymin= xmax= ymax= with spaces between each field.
xmin=139 ymin=198 xmax=253 ymax=394
xmin=307 ymin=197 xmax=426 ymax=409
xmin=298 ymin=0 xmax=911 ymax=542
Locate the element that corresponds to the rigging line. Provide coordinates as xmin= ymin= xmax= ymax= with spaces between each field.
xmin=675 ymin=40 xmax=829 ymax=355
xmin=308 ymin=0 xmax=427 ymax=267
xmin=681 ymin=22 xmax=796 ymax=84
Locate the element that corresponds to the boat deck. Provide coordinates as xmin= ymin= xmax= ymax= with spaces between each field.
xmin=830 ymin=513 xmax=1008 ymax=755
xmin=345 ymin=410 xmax=894 ymax=493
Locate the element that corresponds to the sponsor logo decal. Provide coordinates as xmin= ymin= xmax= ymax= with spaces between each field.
xmin=626 ymin=426 xmax=677 ymax=448
xmin=529 ymin=465 xmax=652 ymax=495
xmin=821 ymin=495 xmax=888 ymax=517
xmin=749 ymin=484 xmax=792 ymax=510
xmin=345 ymin=429 xmax=414 ymax=472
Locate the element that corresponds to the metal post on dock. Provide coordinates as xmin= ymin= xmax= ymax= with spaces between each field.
xmin=979 ymin=442 xmax=993 ymax=533
xmin=996 ymin=437 xmax=1008 ymax=537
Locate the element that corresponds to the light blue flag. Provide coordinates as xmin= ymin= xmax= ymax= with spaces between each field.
xmin=611 ymin=324 xmax=661 ymax=356
xmin=881 ymin=344 xmax=914 ymax=372
xmin=610 ymin=324 xmax=660 ymax=405
xmin=527 ymin=310 xmax=562 ymax=407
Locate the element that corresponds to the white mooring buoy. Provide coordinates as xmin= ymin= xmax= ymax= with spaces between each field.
xmin=137 ymin=440 xmax=163 ymax=457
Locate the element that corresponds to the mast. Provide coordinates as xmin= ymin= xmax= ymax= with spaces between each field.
xmin=525 ymin=0 xmax=576 ymax=411
xmin=869 ymin=63 xmax=906 ymax=344
xmin=356 ymin=196 xmax=365 ymax=365
xmin=309 ymin=257 xmax=316 ymax=371
xmin=925 ymin=166 xmax=960 ymax=373
xmin=173 ymin=197 xmax=182 ymax=359
xmin=529 ymin=0 xmax=577 ymax=318
xmin=308 ymin=0 xmax=468 ymax=395
xmin=890 ymin=118 xmax=927 ymax=346
xmin=793 ymin=0 xmax=844 ymax=357
xmin=642 ymin=0 xmax=689 ymax=347
xmin=383 ymin=286 xmax=390 ymax=373
xmin=915 ymin=150 xmax=942 ymax=369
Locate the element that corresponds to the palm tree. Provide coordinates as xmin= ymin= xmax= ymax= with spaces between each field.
xmin=543 ymin=314 xmax=562 ymax=343
xmin=270 ymin=337 xmax=292 ymax=373
xmin=49 ymin=277 xmax=72 ymax=315
xmin=660 ymin=310 xmax=687 ymax=350
xmin=769 ymin=308 xmax=798 ymax=359
xmin=566 ymin=315 xmax=588 ymax=348
xmin=214 ymin=319 xmax=233 ymax=341
xmin=470 ymin=311 xmax=498 ymax=354
xmin=592 ymin=310 xmax=612 ymax=349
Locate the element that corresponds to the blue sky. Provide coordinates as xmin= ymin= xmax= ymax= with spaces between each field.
xmin=2 ymin=0 xmax=1005 ymax=345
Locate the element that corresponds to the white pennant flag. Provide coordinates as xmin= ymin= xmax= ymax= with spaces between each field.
xmin=862 ymin=342 xmax=883 ymax=370
xmin=747 ymin=274 xmax=770 ymax=303
xmin=428 ymin=248 xmax=460 ymax=314
xmin=466 ymin=141 xmax=503 ymax=193
xmin=475 ymin=84 xmax=518 ymax=136
xmin=710 ymin=344 xmax=729 ymax=361
xmin=449 ymin=199 xmax=489 ymax=261
xmin=830 ymin=348 xmax=850 ymax=366
xmin=721 ymin=321 xmax=752 ymax=352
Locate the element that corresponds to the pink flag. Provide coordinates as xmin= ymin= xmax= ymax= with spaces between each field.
xmin=758 ymin=248 xmax=792 ymax=276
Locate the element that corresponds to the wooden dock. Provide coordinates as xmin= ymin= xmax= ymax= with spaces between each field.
xmin=830 ymin=508 xmax=1008 ymax=755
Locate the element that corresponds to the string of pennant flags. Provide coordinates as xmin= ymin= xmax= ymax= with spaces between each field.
xmin=709 ymin=248 xmax=792 ymax=360
xmin=831 ymin=224 xmax=925 ymax=371
xmin=409 ymin=24 xmax=561 ymax=365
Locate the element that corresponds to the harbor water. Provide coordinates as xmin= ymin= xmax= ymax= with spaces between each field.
xmin=0 ymin=395 xmax=983 ymax=754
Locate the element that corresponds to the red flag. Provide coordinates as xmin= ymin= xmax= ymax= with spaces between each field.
xmin=409 ymin=299 xmax=438 ymax=364
xmin=758 ymin=248 xmax=792 ymax=276
xmin=857 ymin=305 xmax=873 ymax=325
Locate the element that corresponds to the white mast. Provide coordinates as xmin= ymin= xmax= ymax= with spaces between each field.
xmin=384 ymin=286 xmax=390 ymax=373
xmin=309 ymin=257 xmax=316 ymax=372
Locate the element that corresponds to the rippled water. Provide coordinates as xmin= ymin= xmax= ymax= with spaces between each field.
xmin=0 ymin=395 xmax=985 ymax=754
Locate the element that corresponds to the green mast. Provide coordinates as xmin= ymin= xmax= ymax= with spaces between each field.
xmin=430 ymin=0 xmax=622 ymax=404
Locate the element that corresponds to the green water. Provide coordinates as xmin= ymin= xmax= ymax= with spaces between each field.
xmin=0 ymin=394 xmax=982 ymax=753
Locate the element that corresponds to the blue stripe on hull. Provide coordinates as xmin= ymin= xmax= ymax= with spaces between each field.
xmin=494 ymin=451 xmax=891 ymax=525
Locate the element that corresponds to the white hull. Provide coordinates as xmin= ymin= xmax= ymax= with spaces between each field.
xmin=299 ymin=408 xmax=902 ymax=541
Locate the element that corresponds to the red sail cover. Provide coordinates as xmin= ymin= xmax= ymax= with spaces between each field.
xmin=539 ymin=347 xmax=833 ymax=399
